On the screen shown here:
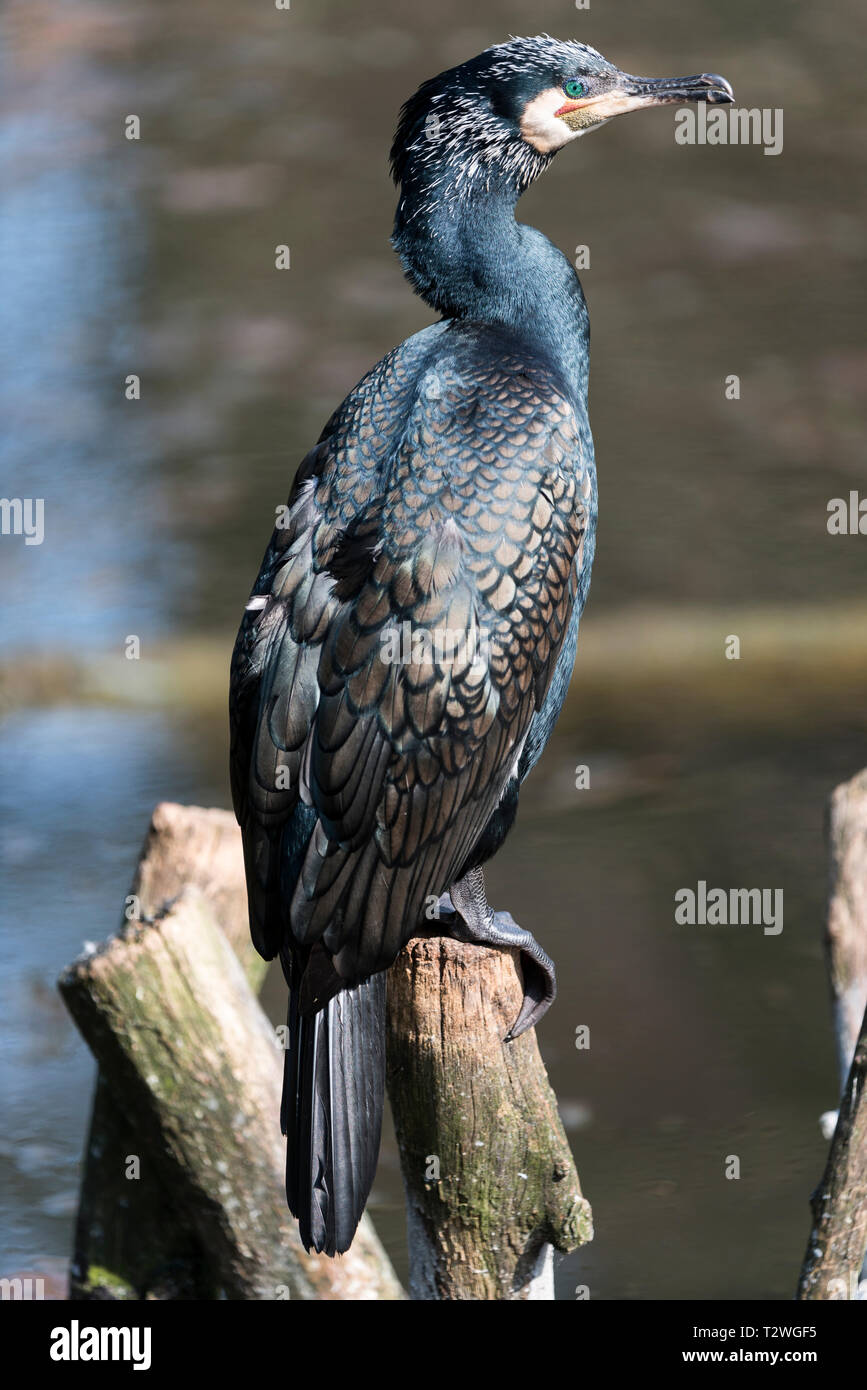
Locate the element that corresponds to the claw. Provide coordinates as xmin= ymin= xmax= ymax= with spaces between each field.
xmin=493 ymin=912 xmax=557 ymax=1040
xmin=505 ymin=948 xmax=556 ymax=1040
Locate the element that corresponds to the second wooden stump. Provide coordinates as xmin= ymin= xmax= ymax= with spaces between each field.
xmin=387 ymin=934 xmax=592 ymax=1299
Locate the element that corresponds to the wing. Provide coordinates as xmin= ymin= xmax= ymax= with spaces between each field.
xmin=230 ymin=329 xmax=439 ymax=959
xmin=230 ymin=327 xmax=591 ymax=986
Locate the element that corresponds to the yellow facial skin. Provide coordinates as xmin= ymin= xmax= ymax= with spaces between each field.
xmin=558 ymin=103 xmax=604 ymax=133
xmin=557 ymin=91 xmax=663 ymax=129
xmin=520 ymin=86 xmax=649 ymax=151
xmin=520 ymin=87 xmax=589 ymax=152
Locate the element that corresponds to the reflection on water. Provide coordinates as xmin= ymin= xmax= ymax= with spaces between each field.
xmin=1 ymin=0 xmax=865 ymax=1298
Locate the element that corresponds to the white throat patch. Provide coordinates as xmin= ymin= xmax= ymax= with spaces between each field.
xmin=520 ymin=88 xmax=584 ymax=153
xmin=521 ymin=86 xmax=650 ymax=153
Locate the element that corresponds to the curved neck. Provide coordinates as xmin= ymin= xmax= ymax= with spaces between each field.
xmin=392 ymin=178 xmax=590 ymax=404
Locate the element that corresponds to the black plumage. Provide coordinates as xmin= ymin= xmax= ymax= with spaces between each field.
xmin=230 ymin=35 xmax=733 ymax=1256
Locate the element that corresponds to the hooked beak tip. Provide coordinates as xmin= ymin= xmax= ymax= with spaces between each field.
xmin=701 ymin=73 xmax=735 ymax=104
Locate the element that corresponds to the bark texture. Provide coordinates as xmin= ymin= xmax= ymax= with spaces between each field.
xmin=63 ymin=801 xmax=590 ymax=1300
xmin=386 ymin=933 xmax=592 ymax=1300
xmin=825 ymin=770 xmax=867 ymax=1087
xmin=60 ymin=886 xmax=402 ymax=1300
xmin=797 ymin=769 xmax=867 ymax=1300
xmin=798 ymin=1005 xmax=867 ymax=1300
xmin=60 ymin=806 xmax=402 ymax=1301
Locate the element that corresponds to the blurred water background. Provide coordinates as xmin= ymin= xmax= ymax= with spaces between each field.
xmin=1 ymin=0 xmax=865 ymax=1299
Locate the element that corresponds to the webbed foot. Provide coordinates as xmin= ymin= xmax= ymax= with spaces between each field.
xmin=436 ymin=868 xmax=556 ymax=1040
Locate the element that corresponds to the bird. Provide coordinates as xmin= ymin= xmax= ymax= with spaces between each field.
xmin=230 ymin=35 xmax=733 ymax=1257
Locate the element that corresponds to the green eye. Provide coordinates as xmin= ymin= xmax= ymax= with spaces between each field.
xmin=564 ymin=79 xmax=588 ymax=99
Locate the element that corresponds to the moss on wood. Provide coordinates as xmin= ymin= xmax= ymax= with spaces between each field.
xmin=387 ymin=934 xmax=592 ymax=1299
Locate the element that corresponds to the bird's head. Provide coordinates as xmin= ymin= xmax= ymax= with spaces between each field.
xmin=391 ymin=35 xmax=734 ymax=202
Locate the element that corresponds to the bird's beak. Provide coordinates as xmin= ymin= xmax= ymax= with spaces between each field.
xmin=556 ymin=72 xmax=734 ymax=128
xmin=622 ymin=71 xmax=735 ymax=106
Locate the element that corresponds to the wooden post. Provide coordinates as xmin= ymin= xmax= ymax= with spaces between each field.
xmin=129 ymin=802 xmax=267 ymax=991
xmin=824 ymin=770 xmax=867 ymax=1089
xmin=797 ymin=1004 xmax=867 ymax=1300
xmin=60 ymin=885 xmax=403 ymax=1301
xmin=63 ymin=800 xmax=589 ymax=1300
xmin=797 ymin=770 xmax=867 ymax=1300
xmin=60 ymin=804 xmax=402 ymax=1301
xmin=67 ymin=801 xmax=265 ymax=1300
xmin=386 ymin=934 xmax=592 ymax=1300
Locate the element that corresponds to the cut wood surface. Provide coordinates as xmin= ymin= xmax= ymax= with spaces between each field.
xmin=130 ymin=801 xmax=264 ymax=990
xmin=387 ymin=933 xmax=592 ymax=1300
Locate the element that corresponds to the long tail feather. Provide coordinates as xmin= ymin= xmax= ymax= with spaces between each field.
xmin=282 ymin=972 xmax=386 ymax=1256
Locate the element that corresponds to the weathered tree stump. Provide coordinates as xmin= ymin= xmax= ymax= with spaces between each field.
xmin=386 ymin=934 xmax=592 ymax=1300
xmin=69 ymin=1071 xmax=205 ymax=1300
xmin=60 ymin=885 xmax=402 ymax=1300
xmin=62 ymin=802 xmax=590 ymax=1300
xmin=797 ymin=769 xmax=867 ymax=1300
xmin=128 ymin=802 xmax=266 ymax=989
xmin=798 ymin=1004 xmax=867 ymax=1300
xmin=60 ymin=803 xmax=401 ymax=1300
xmin=824 ymin=770 xmax=867 ymax=1088
xmin=67 ymin=801 xmax=265 ymax=1300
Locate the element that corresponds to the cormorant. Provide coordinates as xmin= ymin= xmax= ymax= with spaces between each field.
xmin=230 ymin=36 xmax=733 ymax=1256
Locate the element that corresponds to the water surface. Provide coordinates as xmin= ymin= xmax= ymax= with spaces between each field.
xmin=1 ymin=0 xmax=865 ymax=1299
